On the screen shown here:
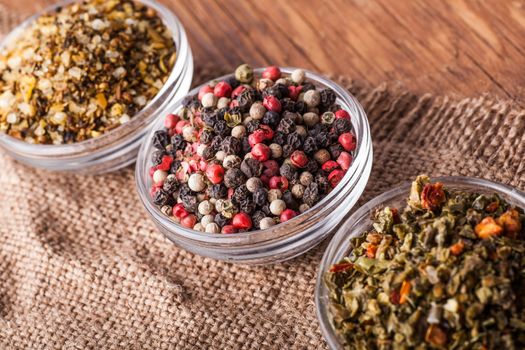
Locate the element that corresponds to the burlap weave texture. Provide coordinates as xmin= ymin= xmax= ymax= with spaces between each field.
xmin=0 ymin=7 xmax=525 ymax=350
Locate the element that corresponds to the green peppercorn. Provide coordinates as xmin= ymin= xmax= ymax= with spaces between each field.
xmin=235 ymin=64 xmax=254 ymax=83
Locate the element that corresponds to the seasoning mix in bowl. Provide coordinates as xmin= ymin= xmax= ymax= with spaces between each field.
xmin=136 ymin=65 xmax=372 ymax=264
xmin=0 ymin=0 xmax=193 ymax=173
xmin=316 ymin=175 xmax=525 ymax=349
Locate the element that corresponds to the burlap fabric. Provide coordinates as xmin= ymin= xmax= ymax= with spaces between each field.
xmin=1 ymin=8 xmax=525 ymax=350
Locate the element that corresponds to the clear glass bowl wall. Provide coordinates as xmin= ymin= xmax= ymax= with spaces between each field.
xmin=315 ymin=176 xmax=525 ymax=349
xmin=0 ymin=0 xmax=193 ymax=174
xmin=136 ymin=67 xmax=373 ymax=264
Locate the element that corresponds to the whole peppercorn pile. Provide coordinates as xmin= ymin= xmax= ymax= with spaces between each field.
xmin=0 ymin=0 xmax=176 ymax=144
xmin=148 ymin=65 xmax=357 ymax=234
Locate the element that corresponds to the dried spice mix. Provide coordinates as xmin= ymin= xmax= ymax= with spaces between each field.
xmin=325 ymin=175 xmax=525 ymax=349
xmin=0 ymin=0 xmax=176 ymax=144
xmin=149 ymin=65 xmax=357 ymax=233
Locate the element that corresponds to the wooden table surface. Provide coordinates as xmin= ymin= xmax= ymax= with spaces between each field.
xmin=2 ymin=0 xmax=525 ymax=103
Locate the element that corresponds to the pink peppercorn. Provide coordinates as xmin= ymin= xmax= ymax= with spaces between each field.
xmin=164 ymin=114 xmax=179 ymax=129
xmin=328 ymin=169 xmax=345 ymax=188
xmin=337 ymin=152 xmax=353 ymax=171
xmin=175 ymin=120 xmax=188 ymax=135
xmin=231 ymin=85 xmax=246 ymax=99
xmin=173 ymin=203 xmax=189 ymax=219
xmin=229 ymin=99 xmax=240 ymax=108
xmin=181 ymin=214 xmax=197 ymax=228
xmin=198 ymin=85 xmax=213 ymax=101
xmin=322 ymin=160 xmax=339 ymax=173
xmin=262 ymin=66 xmax=281 ymax=81
xmin=259 ymin=125 xmax=274 ymax=140
xmin=263 ymin=160 xmax=279 ymax=177
xmin=269 ymin=176 xmax=289 ymax=191
xmin=156 ymin=155 xmax=173 ymax=171
xmin=280 ymin=209 xmax=297 ymax=222
xmin=213 ymin=81 xmax=232 ymax=98
xmin=222 ymin=225 xmax=237 ymax=234
xmin=290 ymin=150 xmax=308 ymax=168
xmin=288 ymin=86 xmax=302 ymax=101
xmin=248 ymin=129 xmax=267 ymax=147
xmin=232 ymin=212 xmax=253 ymax=230
xmin=338 ymin=133 xmax=356 ymax=152
xmin=251 ymin=143 xmax=270 ymax=162
xmin=263 ymin=95 xmax=281 ymax=113
xmin=335 ymin=110 xmax=351 ymax=120
xmin=206 ymin=163 xmax=224 ymax=184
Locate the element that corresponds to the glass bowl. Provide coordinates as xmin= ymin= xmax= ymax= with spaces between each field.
xmin=135 ymin=67 xmax=373 ymax=264
xmin=315 ymin=176 xmax=525 ymax=349
xmin=0 ymin=0 xmax=193 ymax=174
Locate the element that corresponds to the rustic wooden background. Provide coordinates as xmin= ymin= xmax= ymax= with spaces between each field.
xmin=2 ymin=0 xmax=525 ymax=102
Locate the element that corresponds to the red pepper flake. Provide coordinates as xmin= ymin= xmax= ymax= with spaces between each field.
xmin=389 ymin=290 xmax=400 ymax=305
xmin=421 ymin=182 xmax=446 ymax=211
xmin=329 ymin=262 xmax=353 ymax=273
xmin=450 ymin=240 xmax=465 ymax=256
xmin=366 ymin=244 xmax=378 ymax=259
xmin=425 ymin=324 xmax=448 ymax=347
xmin=399 ymin=280 xmax=411 ymax=304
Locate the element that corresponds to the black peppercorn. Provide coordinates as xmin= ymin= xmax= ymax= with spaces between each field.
xmin=171 ymin=134 xmax=186 ymax=151
xmin=282 ymin=144 xmax=294 ymax=158
xmin=287 ymin=132 xmax=303 ymax=150
xmin=232 ymin=185 xmax=250 ymax=204
xmin=152 ymin=130 xmax=170 ymax=150
xmin=202 ymin=112 xmax=218 ymax=127
xmin=263 ymin=84 xmax=288 ymax=99
xmin=261 ymin=204 xmax=272 ymax=216
xmin=214 ymin=120 xmax=230 ymax=137
xmin=224 ymin=76 xmax=239 ymax=89
xmin=224 ymin=168 xmax=246 ymax=188
xmin=333 ymin=118 xmax=352 ymax=135
xmin=319 ymin=88 xmax=336 ymax=108
xmin=280 ymin=98 xmax=296 ymax=112
xmin=280 ymin=163 xmax=298 ymax=181
xmin=215 ymin=213 xmax=229 ymax=228
xmin=241 ymin=137 xmax=251 ymax=154
xmin=301 ymin=82 xmax=315 ymax=92
xmin=221 ymin=136 xmax=241 ymax=155
xmin=277 ymin=118 xmax=295 ymax=135
xmin=202 ymin=146 xmax=215 ymax=160
xmin=241 ymin=158 xmax=263 ymax=178
xmin=181 ymin=195 xmax=198 ymax=212
xmin=254 ymin=187 xmax=268 ymax=206
xmin=151 ymin=150 xmax=165 ymax=166
xmin=282 ymin=190 xmax=299 ymax=211
xmin=153 ymin=189 xmax=171 ymax=206
xmin=273 ymin=131 xmax=287 ymax=146
xmin=170 ymin=160 xmax=182 ymax=174
xmin=316 ymin=174 xmax=330 ymax=194
xmin=303 ymin=183 xmax=319 ymax=206
xmin=239 ymin=199 xmax=256 ymax=214
xmin=200 ymin=129 xmax=214 ymax=144
xmin=329 ymin=143 xmax=344 ymax=159
xmin=163 ymin=176 xmax=179 ymax=194
xmin=263 ymin=111 xmax=280 ymax=128
xmin=245 ymin=120 xmax=260 ymax=133
xmin=252 ymin=210 xmax=266 ymax=228
xmin=210 ymin=135 xmax=223 ymax=151
xmin=181 ymin=95 xmax=196 ymax=107
xmin=238 ymin=89 xmax=259 ymax=112
xmin=210 ymin=183 xmax=228 ymax=199
xmin=306 ymin=159 xmax=319 ymax=173
xmin=315 ymin=132 xmax=331 ymax=148
xmin=294 ymin=101 xmax=307 ymax=114
xmin=303 ymin=137 xmax=318 ymax=154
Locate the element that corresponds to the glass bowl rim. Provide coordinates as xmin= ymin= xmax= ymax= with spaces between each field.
xmin=135 ymin=66 xmax=372 ymax=244
xmin=0 ymin=0 xmax=187 ymax=155
xmin=315 ymin=175 xmax=525 ymax=349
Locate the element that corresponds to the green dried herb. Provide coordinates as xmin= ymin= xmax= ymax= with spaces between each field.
xmin=325 ymin=175 xmax=525 ymax=349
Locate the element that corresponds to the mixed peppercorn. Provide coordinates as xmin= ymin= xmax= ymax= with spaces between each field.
xmin=0 ymin=0 xmax=176 ymax=144
xmin=148 ymin=64 xmax=357 ymax=233
xmin=325 ymin=175 xmax=525 ymax=349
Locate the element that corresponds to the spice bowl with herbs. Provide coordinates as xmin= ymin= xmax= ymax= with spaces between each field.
xmin=316 ymin=175 xmax=525 ymax=349
xmin=0 ymin=0 xmax=193 ymax=173
xmin=135 ymin=65 xmax=372 ymax=264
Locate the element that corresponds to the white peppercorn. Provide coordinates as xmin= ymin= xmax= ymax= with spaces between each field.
xmin=291 ymin=184 xmax=305 ymax=199
xmin=153 ymin=169 xmax=167 ymax=184
xmin=193 ymin=223 xmax=205 ymax=232
xmin=268 ymin=189 xmax=282 ymax=202
xmin=182 ymin=125 xmax=196 ymax=141
xmin=246 ymin=177 xmax=262 ymax=192
xmin=215 ymin=151 xmax=226 ymax=161
xmin=300 ymin=171 xmax=314 ymax=186
xmin=291 ymin=69 xmax=306 ymax=84
xmin=269 ymin=143 xmax=283 ymax=159
xmin=295 ymin=125 xmax=307 ymax=137
xmin=223 ymin=155 xmax=242 ymax=169
xmin=314 ymin=149 xmax=331 ymax=164
xmin=188 ymin=173 xmax=206 ymax=192
xmin=201 ymin=92 xmax=217 ymax=108
xmin=249 ymin=102 xmax=266 ymax=120
xmin=231 ymin=125 xmax=246 ymax=139
xmin=217 ymin=97 xmax=230 ymax=109
xmin=215 ymin=199 xmax=226 ymax=212
xmin=197 ymin=143 xmax=207 ymax=157
xmin=304 ymin=90 xmax=321 ymax=107
xmin=198 ymin=200 xmax=214 ymax=215
xmin=259 ymin=217 xmax=275 ymax=230
xmin=205 ymin=223 xmax=221 ymax=233
xmin=303 ymin=112 xmax=319 ymax=127
xmin=270 ymin=199 xmax=286 ymax=215
xmin=299 ymin=203 xmax=310 ymax=213
xmin=201 ymin=214 xmax=215 ymax=227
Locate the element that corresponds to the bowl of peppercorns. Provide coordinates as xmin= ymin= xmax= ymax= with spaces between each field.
xmin=135 ymin=65 xmax=372 ymax=264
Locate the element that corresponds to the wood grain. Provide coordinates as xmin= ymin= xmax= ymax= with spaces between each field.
xmin=2 ymin=0 xmax=525 ymax=102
